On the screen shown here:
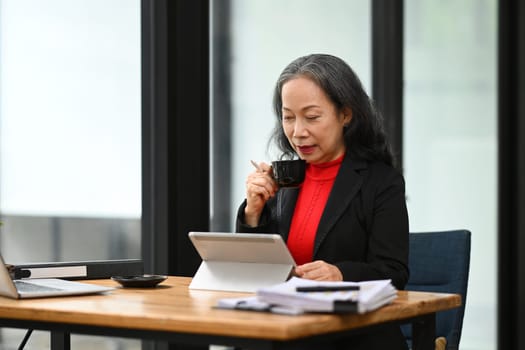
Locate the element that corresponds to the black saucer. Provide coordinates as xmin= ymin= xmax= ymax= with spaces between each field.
xmin=111 ymin=275 xmax=167 ymax=288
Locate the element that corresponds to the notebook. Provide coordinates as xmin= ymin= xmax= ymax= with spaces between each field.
xmin=188 ymin=231 xmax=296 ymax=292
xmin=0 ymin=254 xmax=114 ymax=299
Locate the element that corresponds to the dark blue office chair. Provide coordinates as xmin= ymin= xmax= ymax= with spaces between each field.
xmin=401 ymin=230 xmax=471 ymax=350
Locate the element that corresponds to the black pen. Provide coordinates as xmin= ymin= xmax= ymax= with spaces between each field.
xmin=296 ymin=285 xmax=360 ymax=292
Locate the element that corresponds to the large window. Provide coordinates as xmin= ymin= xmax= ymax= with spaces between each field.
xmin=404 ymin=1 xmax=497 ymax=349
xmin=0 ymin=0 xmax=141 ymax=348
xmin=0 ymin=0 xmax=141 ymax=262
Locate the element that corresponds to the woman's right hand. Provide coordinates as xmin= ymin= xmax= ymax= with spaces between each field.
xmin=244 ymin=161 xmax=278 ymax=227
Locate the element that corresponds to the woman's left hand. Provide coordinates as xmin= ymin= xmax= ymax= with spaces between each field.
xmin=294 ymin=260 xmax=343 ymax=281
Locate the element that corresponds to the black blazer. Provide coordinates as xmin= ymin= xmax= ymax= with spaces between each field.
xmin=236 ymin=154 xmax=410 ymax=350
xmin=236 ymin=153 xmax=409 ymax=290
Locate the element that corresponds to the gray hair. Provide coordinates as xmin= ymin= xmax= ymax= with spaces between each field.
xmin=270 ymin=54 xmax=394 ymax=167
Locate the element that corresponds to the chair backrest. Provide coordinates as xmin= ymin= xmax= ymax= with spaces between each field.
xmin=401 ymin=230 xmax=471 ymax=350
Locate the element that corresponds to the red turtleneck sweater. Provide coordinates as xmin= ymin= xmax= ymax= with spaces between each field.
xmin=286 ymin=154 xmax=344 ymax=265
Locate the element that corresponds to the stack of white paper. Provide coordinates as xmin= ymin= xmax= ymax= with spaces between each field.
xmin=216 ymin=277 xmax=397 ymax=314
xmin=256 ymin=277 xmax=397 ymax=314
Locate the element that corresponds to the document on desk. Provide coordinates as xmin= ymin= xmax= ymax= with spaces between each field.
xmin=258 ymin=277 xmax=397 ymax=313
xmin=216 ymin=277 xmax=397 ymax=314
xmin=216 ymin=295 xmax=305 ymax=315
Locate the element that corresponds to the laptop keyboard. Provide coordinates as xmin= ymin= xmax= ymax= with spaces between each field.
xmin=14 ymin=280 xmax=63 ymax=293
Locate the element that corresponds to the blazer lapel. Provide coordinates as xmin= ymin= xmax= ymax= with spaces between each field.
xmin=277 ymin=187 xmax=299 ymax=241
xmin=313 ymin=156 xmax=367 ymax=256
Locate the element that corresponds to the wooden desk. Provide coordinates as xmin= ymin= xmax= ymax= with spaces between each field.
xmin=0 ymin=277 xmax=460 ymax=350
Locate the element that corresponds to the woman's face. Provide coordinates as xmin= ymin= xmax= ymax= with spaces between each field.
xmin=281 ymin=76 xmax=351 ymax=164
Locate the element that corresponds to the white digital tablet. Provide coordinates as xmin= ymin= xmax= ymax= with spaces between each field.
xmin=188 ymin=232 xmax=296 ymax=293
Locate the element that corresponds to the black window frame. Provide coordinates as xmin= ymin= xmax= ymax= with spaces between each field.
xmin=141 ymin=0 xmax=209 ymax=278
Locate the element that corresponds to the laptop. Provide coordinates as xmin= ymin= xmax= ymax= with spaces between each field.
xmin=0 ymin=254 xmax=114 ymax=299
xmin=188 ymin=231 xmax=296 ymax=293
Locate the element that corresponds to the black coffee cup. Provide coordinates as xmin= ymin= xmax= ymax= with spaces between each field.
xmin=271 ymin=159 xmax=306 ymax=188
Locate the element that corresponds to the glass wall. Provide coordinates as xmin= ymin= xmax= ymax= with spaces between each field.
xmin=0 ymin=0 xmax=141 ymax=348
xmin=0 ymin=0 xmax=141 ymax=261
xmin=216 ymin=0 xmax=371 ymax=229
xmin=404 ymin=1 xmax=497 ymax=349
